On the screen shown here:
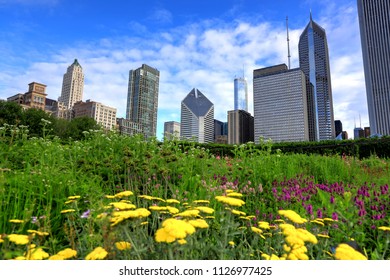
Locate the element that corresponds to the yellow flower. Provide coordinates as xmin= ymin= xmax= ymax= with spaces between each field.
xmin=317 ymin=234 xmax=330 ymax=238
xmin=155 ymin=218 xmax=196 ymax=243
xmin=177 ymin=239 xmax=187 ymax=245
xmin=49 ymin=248 xmax=77 ymax=260
xmin=97 ymin=213 xmax=108 ymax=219
xmin=310 ymin=220 xmax=325 ymax=226
xmin=85 ymin=247 xmax=108 ymax=260
xmin=64 ymin=200 xmax=75 ymax=204
xmin=149 ymin=205 xmax=168 ymax=211
xmin=7 ymin=234 xmax=30 ymax=245
xmin=0 ymin=238 xmax=4 ymax=243
xmin=323 ymin=218 xmax=336 ymax=222
xmin=251 ymin=227 xmax=263 ymax=235
xmin=274 ymin=219 xmax=285 ymax=223
xmin=228 ymin=241 xmax=235 ymax=247
xmin=105 ymin=195 xmax=116 ymax=199
xmin=378 ymin=226 xmax=390 ymax=232
xmin=192 ymin=200 xmax=210 ymax=204
xmin=174 ymin=209 xmax=200 ymax=218
xmin=166 ymin=199 xmax=180 ymax=204
xmin=25 ymin=245 xmax=49 ymax=260
xmin=115 ymin=241 xmax=131 ymax=250
xmin=188 ymin=219 xmax=209 ymax=229
xmin=215 ymin=196 xmax=245 ymax=207
xmin=110 ymin=208 xmax=151 ymax=226
xmin=138 ymin=195 xmax=165 ymax=202
xmin=67 ymin=195 xmax=81 ymax=200
xmin=166 ymin=206 xmax=180 ymax=214
xmin=9 ymin=219 xmax=24 ymax=224
xmin=194 ymin=206 xmax=215 ymax=214
xmin=109 ymin=202 xmax=136 ymax=210
xmin=334 ymin=243 xmax=367 ymax=260
xmin=278 ymin=210 xmax=307 ymax=224
xmin=226 ymin=192 xmax=243 ymax=197
xmin=261 ymin=253 xmax=281 ymax=260
xmin=258 ymin=221 xmax=271 ymax=230
xmin=114 ymin=191 xmax=134 ymax=198
xmin=140 ymin=221 xmax=149 ymax=226
xmin=27 ymin=230 xmax=49 ymax=236
xmin=231 ymin=209 xmax=246 ymax=216
xmin=60 ymin=209 xmax=75 ymax=214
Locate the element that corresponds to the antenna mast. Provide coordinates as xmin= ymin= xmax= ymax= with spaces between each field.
xmin=286 ymin=16 xmax=291 ymax=70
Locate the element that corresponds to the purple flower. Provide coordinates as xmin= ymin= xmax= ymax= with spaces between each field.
xmin=306 ymin=204 xmax=313 ymax=215
xmin=81 ymin=209 xmax=91 ymax=219
xmin=332 ymin=212 xmax=338 ymax=221
xmin=31 ymin=216 xmax=38 ymax=224
xmin=330 ymin=196 xmax=335 ymax=204
xmin=316 ymin=208 xmax=323 ymax=219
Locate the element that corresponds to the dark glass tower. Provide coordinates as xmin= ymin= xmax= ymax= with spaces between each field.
xmin=357 ymin=0 xmax=390 ymax=136
xmin=126 ymin=64 xmax=160 ymax=139
xmin=299 ymin=14 xmax=335 ymax=141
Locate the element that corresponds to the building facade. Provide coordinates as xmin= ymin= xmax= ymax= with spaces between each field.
xmin=126 ymin=64 xmax=160 ymax=139
xmin=117 ymin=118 xmax=144 ymax=136
xmin=299 ymin=14 xmax=335 ymax=140
xmin=164 ymin=121 xmax=181 ymax=140
xmin=227 ymin=110 xmax=254 ymax=144
xmin=59 ymin=59 xmax=84 ymax=109
xmin=180 ymin=88 xmax=214 ymax=143
xmin=234 ymin=77 xmax=248 ymax=112
xmin=73 ymin=99 xmax=117 ymax=130
xmin=357 ymin=0 xmax=390 ymax=136
xmin=253 ymin=64 xmax=312 ymax=143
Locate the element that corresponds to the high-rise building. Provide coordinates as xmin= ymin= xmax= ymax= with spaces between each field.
xmin=180 ymin=88 xmax=214 ymax=143
xmin=253 ymin=64 xmax=313 ymax=143
xmin=59 ymin=59 xmax=84 ymax=109
xmin=164 ymin=121 xmax=181 ymax=140
xmin=228 ymin=110 xmax=254 ymax=144
xmin=299 ymin=14 xmax=335 ymax=140
xmin=357 ymin=0 xmax=390 ymax=136
xmin=234 ymin=77 xmax=248 ymax=112
xmin=73 ymin=99 xmax=117 ymax=130
xmin=126 ymin=64 xmax=160 ymax=139
xmin=334 ymin=120 xmax=343 ymax=138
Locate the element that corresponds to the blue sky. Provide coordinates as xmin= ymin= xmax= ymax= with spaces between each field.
xmin=0 ymin=0 xmax=367 ymax=140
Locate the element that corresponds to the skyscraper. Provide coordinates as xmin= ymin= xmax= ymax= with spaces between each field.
xmin=180 ymin=88 xmax=214 ymax=143
xmin=234 ymin=77 xmax=248 ymax=112
xmin=228 ymin=109 xmax=254 ymax=144
xmin=357 ymin=0 xmax=390 ymax=136
xmin=299 ymin=14 xmax=335 ymax=140
xmin=253 ymin=64 xmax=312 ymax=143
xmin=164 ymin=121 xmax=181 ymax=140
xmin=59 ymin=59 xmax=84 ymax=109
xmin=126 ymin=64 xmax=160 ymax=139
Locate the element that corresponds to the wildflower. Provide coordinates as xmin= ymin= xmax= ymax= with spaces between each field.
xmin=49 ymin=248 xmax=77 ymax=260
xmin=334 ymin=243 xmax=367 ymax=260
xmin=7 ymin=234 xmax=30 ymax=245
xmin=60 ymin=209 xmax=75 ymax=214
xmin=261 ymin=253 xmax=282 ymax=260
xmin=110 ymin=208 xmax=151 ymax=226
xmin=251 ymin=227 xmax=263 ymax=235
xmin=81 ymin=209 xmax=91 ymax=218
xmin=317 ymin=234 xmax=330 ymax=238
xmin=166 ymin=199 xmax=180 ymax=204
xmin=194 ymin=206 xmax=214 ymax=214
xmin=109 ymin=202 xmax=136 ymax=210
xmin=140 ymin=221 xmax=149 ymax=226
xmin=27 ymin=230 xmax=49 ymax=236
xmin=155 ymin=218 xmax=196 ymax=243
xmin=67 ymin=195 xmax=81 ymax=200
xmin=192 ymin=200 xmax=210 ymax=204
xmin=215 ymin=196 xmax=245 ymax=207
xmin=188 ymin=219 xmax=209 ymax=229
xmin=9 ymin=219 xmax=24 ymax=224
xmin=25 ymin=245 xmax=49 ymax=260
xmin=310 ymin=220 xmax=325 ymax=226
xmin=226 ymin=192 xmax=243 ymax=198
xmin=274 ymin=219 xmax=285 ymax=223
xmin=149 ymin=206 xmax=168 ymax=211
xmin=105 ymin=195 xmax=116 ymax=199
xmin=115 ymin=241 xmax=131 ymax=250
xmin=258 ymin=221 xmax=271 ymax=230
xmin=278 ymin=210 xmax=307 ymax=224
xmin=31 ymin=216 xmax=38 ymax=224
xmin=114 ymin=191 xmax=133 ymax=198
xmin=96 ymin=213 xmax=108 ymax=219
xmin=177 ymin=239 xmax=187 ymax=245
xmin=231 ymin=209 xmax=246 ymax=216
xmin=378 ymin=226 xmax=390 ymax=232
xmin=228 ymin=241 xmax=235 ymax=247
xmin=85 ymin=247 xmax=108 ymax=260
xmin=138 ymin=195 xmax=165 ymax=202
xmin=174 ymin=209 xmax=200 ymax=218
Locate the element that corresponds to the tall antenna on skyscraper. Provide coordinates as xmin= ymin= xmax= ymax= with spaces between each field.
xmin=286 ymin=16 xmax=291 ymax=70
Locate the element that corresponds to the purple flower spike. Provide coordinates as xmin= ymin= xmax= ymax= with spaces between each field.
xmin=81 ymin=209 xmax=91 ymax=219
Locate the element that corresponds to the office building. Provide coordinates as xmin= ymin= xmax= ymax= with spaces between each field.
xmin=228 ymin=110 xmax=254 ymax=144
xmin=180 ymin=88 xmax=214 ymax=143
xmin=357 ymin=0 xmax=390 ymax=136
xmin=234 ymin=77 xmax=248 ymax=112
xmin=335 ymin=120 xmax=343 ymax=138
xmin=126 ymin=64 xmax=159 ymax=139
xmin=59 ymin=59 xmax=84 ymax=109
xmin=73 ymin=99 xmax=117 ymax=130
xmin=299 ymin=14 xmax=335 ymax=140
xmin=253 ymin=64 xmax=313 ymax=143
xmin=164 ymin=121 xmax=181 ymax=140
xmin=117 ymin=118 xmax=144 ymax=136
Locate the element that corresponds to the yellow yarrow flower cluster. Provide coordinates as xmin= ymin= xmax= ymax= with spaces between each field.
xmin=138 ymin=195 xmax=165 ymax=202
xmin=115 ymin=241 xmax=132 ymax=250
xmin=188 ymin=219 xmax=209 ymax=229
xmin=166 ymin=199 xmax=180 ymax=204
xmin=110 ymin=208 xmax=151 ymax=226
xmin=278 ymin=210 xmax=307 ymax=224
xmin=109 ymin=202 xmax=136 ymax=210
xmin=49 ymin=248 xmax=77 ymax=260
xmin=334 ymin=243 xmax=367 ymax=260
xmin=378 ymin=226 xmax=390 ymax=232
xmin=9 ymin=219 xmax=24 ymax=224
xmin=114 ymin=191 xmax=134 ymax=198
xmin=215 ymin=196 xmax=245 ymax=207
xmin=85 ymin=246 xmax=108 ymax=260
xmin=194 ymin=206 xmax=214 ymax=214
xmin=24 ymin=244 xmax=49 ymax=260
xmin=261 ymin=253 xmax=285 ymax=260
xmin=60 ymin=209 xmax=75 ymax=214
xmin=7 ymin=234 xmax=30 ymax=245
xmin=174 ymin=209 xmax=200 ymax=218
xmin=226 ymin=192 xmax=243 ymax=198
xmin=27 ymin=230 xmax=49 ymax=236
xmin=155 ymin=218 xmax=196 ymax=243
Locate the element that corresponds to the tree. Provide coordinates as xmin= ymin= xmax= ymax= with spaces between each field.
xmin=21 ymin=108 xmax=55 ymax=138
xmin=0 ymin=101 xmax=24 ymax=126
xmin=53 ymin=116 xmax=101 ymax=141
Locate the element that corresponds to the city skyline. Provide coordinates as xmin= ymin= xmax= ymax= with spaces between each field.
xmin=0 ymin=0 xmax=369 ymax=140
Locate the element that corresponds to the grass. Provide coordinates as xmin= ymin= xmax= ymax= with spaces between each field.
xmin=0 ymin=125 xmax=389 ymax=260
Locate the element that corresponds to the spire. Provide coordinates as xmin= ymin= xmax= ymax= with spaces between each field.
xmin=72 ymin=58 xmax=82 ymax=68
xmin=310 ymin=9 xmax=313 ymax=22
xmin=286 ymin=16 xmax=291 ymax=70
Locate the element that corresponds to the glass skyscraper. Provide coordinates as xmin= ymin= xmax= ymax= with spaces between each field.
xmin=234 ymin=77 xmax=248 ymax=112
xmin=299 ymin=14 xmax=335 ymax=141
xmin=357 ymin=0 xmax=390 ymax=136
xmin=126 ymin=64 xmax=160 ymax=139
